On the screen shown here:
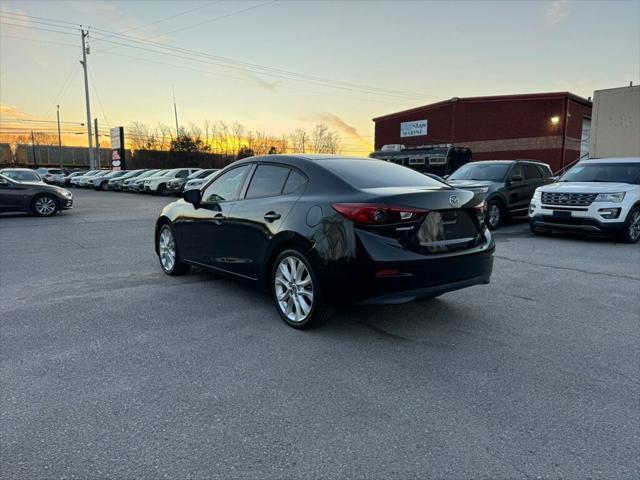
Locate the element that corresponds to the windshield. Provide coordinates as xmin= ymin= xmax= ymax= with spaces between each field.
xmin=322 ymin=159 xmax=446 ymax=189
xmin=560 ymin=162 xmax=640 ymax=184
xmin=1 ymin=170 xmax=41 ymax=182
xmin=449 ymin=163 xmax=510 ymax=181
xmin=187 ymin=170 xmax=204 ymax=179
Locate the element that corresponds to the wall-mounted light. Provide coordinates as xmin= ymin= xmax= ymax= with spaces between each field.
xmin=550 ymin=116 xmax=561 ymax=125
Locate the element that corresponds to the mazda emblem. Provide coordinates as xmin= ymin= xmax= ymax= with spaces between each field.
xmin=449 ymin=195 xmax=460 ymax=208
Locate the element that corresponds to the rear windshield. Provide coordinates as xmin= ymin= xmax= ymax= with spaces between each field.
xmin=560 ymin=162 xmax=640 ymax=184
xmin=322 ymin=159 xmax=445 ymax=189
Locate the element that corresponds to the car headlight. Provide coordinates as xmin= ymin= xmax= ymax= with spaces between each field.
xmin=59 ymin=190 xmax=72 ymax=198
xmin=532 ymin=189 xmax=542 ymax=200
xmin=595 ymin=192 xmax=625 ymax=203
xmin=471 ymin=187 xmax=489 ymax=193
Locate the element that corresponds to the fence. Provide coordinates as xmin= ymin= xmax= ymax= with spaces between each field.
xmin=4 ymin=145 xmax=239 ymax=170
xmin=127 ymin=150 xmax=237 ymax=170
xmin=12 ymin=145 xmax=128 ymax=168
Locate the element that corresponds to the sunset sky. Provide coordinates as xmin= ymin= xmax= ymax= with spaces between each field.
xmin=1 ymin=0 xmax=639 ymax=155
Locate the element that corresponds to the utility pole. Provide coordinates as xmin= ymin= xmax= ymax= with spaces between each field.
xmin=31 ymin=130 xmax=37 ymax=166
xmin=94 ymin=118 xmax=100 ymax=168
xmin=80 ymin=29 xmax=95 ymax=169
xmin=301 ymin=131 xmax=306 ymax=153
xmin=56 ymin=105 xmax=62 ymax=168
xmin=172 ymin=86 xmax=180 ymax=137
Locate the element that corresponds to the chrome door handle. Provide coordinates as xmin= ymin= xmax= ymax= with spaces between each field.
xmin=264 ymin=212 xmax=281 ymax=222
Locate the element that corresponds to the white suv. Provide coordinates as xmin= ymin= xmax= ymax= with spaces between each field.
xmin=143 ymin=168 xmax=199 ymax=195
xmin=529 ymin=157 xmax=640 ymax=243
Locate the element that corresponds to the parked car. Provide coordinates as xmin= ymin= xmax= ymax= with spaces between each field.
xmin=144 ymin=168 xmax=200 ymax=195
xmin=93 ymin=170 xmax=127 ymax=190
xmin=108 ymin=169 xmax=145 ymax=191
xmin=34 ymin=167 xmax=65 ymax=184
xmin=0 ymin=168 xmax=43 ymax=183
xmin=155 ymin=155 xmax=494 ymax=329
xmin=166 ymin=169 xmax=217 ymax=195
xmin=183 ymin=169 xmax=221 ymax=192
xmin=447 ymin=160 xmax=554 ymax=229
xmin=130 ymin=169 xmax=166 ymax=193
xmin=0 ymin=173 xmax=73 ymax=216
xmin=529 ymin=157 xmax=640 ymax=243
xmin=82 ymin=170 xmax=110 ymax=188
xmin=54 ymin=171 xmax=86 ymax=187
xmin=69 ymin=170 xmax=98 ymax=187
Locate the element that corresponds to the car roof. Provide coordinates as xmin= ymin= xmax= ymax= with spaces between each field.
xmin=0 ymin=168 xmax=36 ymax=171
xmin=582 ymin=157 xmax=640 ymax=163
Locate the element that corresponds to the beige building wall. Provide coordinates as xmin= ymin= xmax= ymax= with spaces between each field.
xmin=590 ymin=85 xmax=640 ymax=158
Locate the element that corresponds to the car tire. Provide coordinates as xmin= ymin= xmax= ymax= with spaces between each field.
xmin=618 ymin=206 xmax=640 ymax=244
xmin=155 ymin=184 xmax=166 ymax=196
xmin=271 ymin=249 xmax=333 ymax=329
xmin=486 ymin=199 xmax=504 ymax=230
xmin=157 ymin=223 xmax=191 ymax=275
xmin=31 ymin=194 xmax=59 ymax=217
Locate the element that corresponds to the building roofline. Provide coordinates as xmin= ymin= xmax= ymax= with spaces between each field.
xmin=372 ymin=91 xmax=593 ymax=122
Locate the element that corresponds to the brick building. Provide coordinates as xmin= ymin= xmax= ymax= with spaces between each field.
xmin=373 ymin=92 xmax=593 ymax=173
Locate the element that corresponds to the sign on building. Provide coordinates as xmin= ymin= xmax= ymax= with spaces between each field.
xmin=110 ymin=127 xmax=126 ymax=170
xmin=400 ymin=120 xmax=428 ymax=138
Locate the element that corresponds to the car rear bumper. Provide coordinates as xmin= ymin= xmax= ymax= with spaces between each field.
xmin=320 ymin=239 xmax=495 ymax=305
xmin=530 ymin=214 xmax=625 ymax=234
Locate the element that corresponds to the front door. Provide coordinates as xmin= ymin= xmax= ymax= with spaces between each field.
xmin=0 ymin=177 xmax=30 ymax=211
xmin=173 ymin=165 xmax=252 ymax=272
xmin=505 ymin=163 xmax=529 ymax=211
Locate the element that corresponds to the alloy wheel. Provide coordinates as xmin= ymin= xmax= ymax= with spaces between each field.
xmin=274 ymin=256 xmax=314 ymax=323
xmin=629 ymin=211 xmax=640 ymax=241
xmin=35 ymin=196 xmax=56 ymax=216
xmin=158 ymin=227 xmax=176 ymax=272
xmin=488 ymin=204 xmax=500 ymax=228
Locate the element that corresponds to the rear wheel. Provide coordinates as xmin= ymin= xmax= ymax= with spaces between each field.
xmin=271 ymin=249 xmax=332 ymax=329
xmin=486 ymin=199 xmax=504 ymax=230
xmin=31 ymin=194 xmax=59 ymax=217
xmin=157 ymin=224 xmax=190 ymax=275
xmin=618 ymin=207 xmax=640 ymax=244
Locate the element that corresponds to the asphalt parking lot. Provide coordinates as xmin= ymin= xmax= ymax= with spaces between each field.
xmin=1 ymin=189 xmax=639 ymax=479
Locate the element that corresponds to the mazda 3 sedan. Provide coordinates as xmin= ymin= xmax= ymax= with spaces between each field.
xmin=155 ymin=155 xmax=494 ymax=328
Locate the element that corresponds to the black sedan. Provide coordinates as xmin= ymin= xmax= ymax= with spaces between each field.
xmin=155 ymin=155 xmax=494 ymax=328
xmin=0 ymin=174 xmax=73 ymax=216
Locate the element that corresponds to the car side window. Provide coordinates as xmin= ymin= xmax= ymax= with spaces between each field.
xmin=245 ymin=165 xmax=291 ymax=199
xmin=509 ymin=163 xmax=524 ymax=181
xmin=537 ymin=165 xmax=552 ymax=178
xmin=201 ymin=165 xmax=251 ymax=204
xmin=176 ymin=170 xmax=189 ymax=178
xmin=524 ymin=163 xmax=542 ymax=179
xmin=283 ymin=169 xmax=308 ymax=195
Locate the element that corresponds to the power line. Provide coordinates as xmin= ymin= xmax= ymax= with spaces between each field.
xmin=88 ymin=69 xmax=111 ymax=127
xmin=0 ymin=33 xmax=80 ymax=48
xmin=43 ymin=62 xmax=80 ymax=119
xmin=0 ymin=19 xmax=77 ymax=37
xmin=1 ymin=10 xmax=433 ymax=101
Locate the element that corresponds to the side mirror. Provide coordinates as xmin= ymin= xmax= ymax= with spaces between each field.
xmin=509 ymin=175 xmax=524 ymax=185
xmin=443 ymin=174 xmax=450 ymax=179
xmin=183 ymin=188 xmax=201 ymax=208
xmin=0 ymin=178 xmax=8 ymax=186
xmin=551 ymin=176 xmax=559 ymax=182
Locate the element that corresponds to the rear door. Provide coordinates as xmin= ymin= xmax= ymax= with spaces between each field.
xmin=226 ymin=164 xmax=308 ymax=279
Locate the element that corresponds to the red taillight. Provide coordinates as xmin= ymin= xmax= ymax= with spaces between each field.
xmin=332 ymin=203 xmax=428 ymax=225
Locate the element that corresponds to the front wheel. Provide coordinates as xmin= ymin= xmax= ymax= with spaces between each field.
xmin=618 ymin=207 xmax=640 ymax=244
xmin=271 ymin=249 xmax=333 ymax=329
xmin=157 ymin=224 xmax=191 ymax=275
xmin=32 ymin=194 xmax=59 ymax=217
xmin=485 ymin=199 xmax=504 ymax=230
